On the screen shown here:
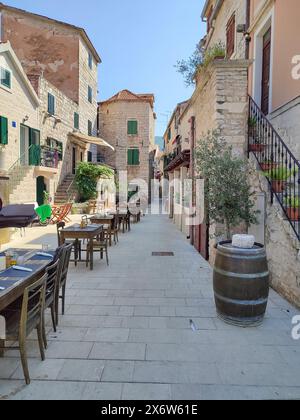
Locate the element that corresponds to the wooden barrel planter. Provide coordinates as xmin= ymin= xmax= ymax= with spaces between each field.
xmin=213 ymin=241 xmax=269 ymax=327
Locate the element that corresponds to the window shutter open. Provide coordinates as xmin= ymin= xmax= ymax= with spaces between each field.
xmin=0 ymin=116 xmax=8 ymax=145
xmin=226 ymin=14 xmax=236 ymax=58
xmin=134 ymin=149 xmax=140 ymax=165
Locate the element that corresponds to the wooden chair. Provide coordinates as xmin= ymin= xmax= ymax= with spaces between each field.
xmin=43 ymin=259 xmax=60 ymax=348
xmin=55 ymin=243 xmax=72 ymax=325
xmin=57 ymin=221 xmax=81 ymax=265
xmin=86 ymin=227 xmax=109 ymax=266
xmin=111 ymin=213 xmax=119 ymax=244
xmin=0 ymin=274 xmax=47 ymax=385
xmin=51 ymin=203 xmax=73 ymax=224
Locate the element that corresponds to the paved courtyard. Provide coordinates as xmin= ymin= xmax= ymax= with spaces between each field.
xmin=0 ymin=214 xmax=300 ymax=400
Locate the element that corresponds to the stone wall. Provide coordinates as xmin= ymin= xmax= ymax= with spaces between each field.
xmin=191 ymin=60 xmax=250 ymax=262
xmin=270 ymin=97 xmax=300 ymax=159
xmin=249 ymin=155 xmax=300 ymax=308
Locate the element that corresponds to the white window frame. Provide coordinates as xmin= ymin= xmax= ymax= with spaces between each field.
xmin=0 ymin=66 xmax=12 ymax=91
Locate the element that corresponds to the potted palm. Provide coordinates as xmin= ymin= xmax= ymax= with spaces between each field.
xmin=285 ymin=197 xmax=300 ymax=221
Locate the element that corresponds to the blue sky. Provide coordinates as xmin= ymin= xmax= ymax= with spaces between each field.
xmin=5 ymin=0 xmax=206 ymax=135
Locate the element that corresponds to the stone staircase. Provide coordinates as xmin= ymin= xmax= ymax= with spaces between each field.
xmin=54 ymin=174 xmax=77 ymax=204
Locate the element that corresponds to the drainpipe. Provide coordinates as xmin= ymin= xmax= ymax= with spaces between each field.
xmin=190 ymin=116 xmax=196 ymax=246
xmin=245 ymin=0 xmax=251 ymax=60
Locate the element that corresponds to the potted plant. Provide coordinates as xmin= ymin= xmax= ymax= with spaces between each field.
xmin=260 ymin=159 xmax=278 ymax=171
xmin=284 ymin=197 xmax=300 ymax=221
xmin=195 ymin=132 xmax=266 ymax=327
xmin=248 ymin=117 xmax=267 ymax=152
xmin=265 ymin=166 xmax=298 ymax=194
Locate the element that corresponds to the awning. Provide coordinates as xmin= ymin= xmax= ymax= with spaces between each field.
xmin=69 ymin=132 xmax=115 ymax=151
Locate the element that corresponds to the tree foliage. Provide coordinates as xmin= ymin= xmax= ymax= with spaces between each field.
xmin=194 ymin=131 xmax=259 ymax=239
xmin=75 ymin=162 xmax=114 ymax=202
xmin=175 ymin=41 xmax=225 ymax=87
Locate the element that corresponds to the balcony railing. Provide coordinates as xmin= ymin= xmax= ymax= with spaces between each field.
xmin=248 ymin=96 xmax=300 ymax=242
xmin=29 ymin=145 xmax=60 ymax=169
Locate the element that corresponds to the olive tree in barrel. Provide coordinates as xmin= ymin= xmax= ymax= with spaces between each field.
xmin=195 ymin=132 xmax=269 ymax=327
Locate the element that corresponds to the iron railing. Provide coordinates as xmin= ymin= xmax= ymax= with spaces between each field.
xmin=248 ymin=96 xmax=300 ymax=241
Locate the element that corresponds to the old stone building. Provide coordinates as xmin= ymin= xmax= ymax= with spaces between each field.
xmin=0 ymin=2 xmax=103 ymax=204
xmin=98 ymin=90 xmax=156 ymax=201
xmin=0 ymin=41 xmax=40 ymax=206
xmin=164 ymin=0 xmax=300 ymax=306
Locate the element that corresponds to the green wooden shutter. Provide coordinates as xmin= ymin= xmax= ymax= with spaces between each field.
xmin=128 ymin=149 xmax=132 ymax=165
xmin=128 ymin=120 xmax=138 ymax=135
xmin=134 ymin=149 xmax=140 ymax=165
xmin=0 ymin=116 xmax=8 ymax=145
xmin=48 ymin=93 xmax=55 ymax=115
xmin=29 ymin=128 xmax=41 ymax=166
xmin=74 ymin=112 xmax=79 ymax=129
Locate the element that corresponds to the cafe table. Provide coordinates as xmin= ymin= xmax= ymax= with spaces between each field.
xmin=59 ymin=224 xmax=103 ymax=271
xmin=89 ymin=215 xmax=114 ymax=246
xmin=0 ymin=248 xmax=55 ymax=357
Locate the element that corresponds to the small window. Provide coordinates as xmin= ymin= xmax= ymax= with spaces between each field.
xmin=128 ymin=120 xmax=138 ymax=135
xmin=88 ymin=86 xmax=93 ymax=104
xmin=74 ymin=112 xmax=80 ymax=130
xmin=167 ymin=128 xmax=171 ymax=142
xmin=48 ymin=93 xmax=55 ymax=115
xmin=128 ymin=148 xmax=140 ymax=166
xmin=88 ymin=120 xmax=93 ymax=136
xmin=0 ymin=116 xmax=8 ymax=145
xmin=226 ymin=14 xmax=236 ymax=58
xmin=88 ymin=52 xmax=93 ymax=70
xmin=207 ymin=6 xmax=213 ymax=33
xmin=0 ymin=67 xmax=11 ymax=89
xmin=88 ymin=151 xmax=93 ymax=162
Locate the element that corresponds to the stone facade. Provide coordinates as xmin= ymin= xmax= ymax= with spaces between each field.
xmin=0 ymin=4 xmax=101 ymax=206
xmin=98 ymin=91 xmax=156 ymax=197
xmin=249 ymin=155 xmax=300 ymax=307
xmin=202 ymin=0 xmax=247 ymax=59
xmin=0 ymin=3 xmax=101 ymax=103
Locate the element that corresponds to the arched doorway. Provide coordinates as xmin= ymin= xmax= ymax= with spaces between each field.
xmin=36 ymin=176 xmax=46 ymax=206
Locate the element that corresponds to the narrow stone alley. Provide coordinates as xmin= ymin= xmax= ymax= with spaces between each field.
xmin=1 ymin=214 xmax=300 ymax=400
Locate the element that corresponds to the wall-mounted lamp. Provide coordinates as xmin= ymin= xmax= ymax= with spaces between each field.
xmin=23 ymin=115 xmax=29 ymax=123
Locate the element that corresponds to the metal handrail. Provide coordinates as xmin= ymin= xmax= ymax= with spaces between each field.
xmin=8 ymin=144 xmax=35 ymax=173
xmin=248 ymin=96 xmax=300 ymax=242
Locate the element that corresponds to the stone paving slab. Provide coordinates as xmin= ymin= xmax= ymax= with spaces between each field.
xmin=0 ymin=214 xmax=300 ymax=400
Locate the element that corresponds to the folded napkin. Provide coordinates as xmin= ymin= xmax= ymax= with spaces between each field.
xmin=36 ymin=252 xmax=53 ymax=258
xmin=12 ymin=266 xmax=33 ymax=273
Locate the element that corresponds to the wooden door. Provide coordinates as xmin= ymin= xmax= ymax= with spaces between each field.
xmin=261 ymin=28 xmax=271 ymax=115
xmin=72 ymin=147 xmax=76 ymax=175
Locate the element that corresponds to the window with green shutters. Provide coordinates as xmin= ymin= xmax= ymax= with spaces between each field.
xmin=128 ymin=149 xmax=140 ymax=166
xmin=128 ymin=120 xmax=138 ymax=135
xmin=48 ymin=93 xmax=55 ymax=115
xmin=88 ymin=120 xmax=93 ymax=136
xmin=0 ymin=67 xmax=11 ymax=89
xmin=74 ymin=112 xmax=80 ymax=129
xmin=0 ymin=116 xmax=8 ymax=145
xmin=88 ymin=86 xmax=93 ymax=103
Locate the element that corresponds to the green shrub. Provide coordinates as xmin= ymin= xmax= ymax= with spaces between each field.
xmin=75 ymin=162 xmax=114 ymax=202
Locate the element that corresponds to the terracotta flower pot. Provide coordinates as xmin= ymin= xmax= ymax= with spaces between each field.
xmin=286 ymin=207 xmax=300 ymax=221
xmin=271 ymin=180 xmax=286 ymax=193
xmin=249 ymin=144 xmax=266 ymax=153
xmin=260 ymin=163 xmax=278 ymax=171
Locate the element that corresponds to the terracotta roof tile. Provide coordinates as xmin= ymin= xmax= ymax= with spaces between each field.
xmin=100 ymin=90 xmax=154 ymax=107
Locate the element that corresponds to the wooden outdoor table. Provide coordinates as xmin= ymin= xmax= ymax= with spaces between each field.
xmin=0 ymin=249 xmax=55 ymax=356
xmin=89 ymin=215 xmax=114 ymax=246
xmin=60 ymin=224 xmax=103 ymax=271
